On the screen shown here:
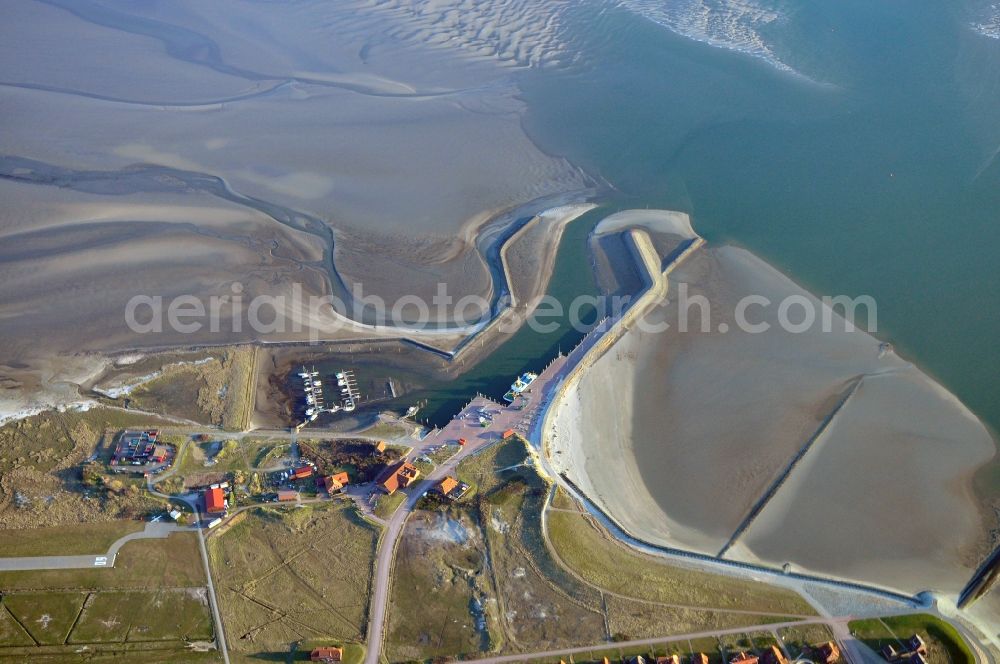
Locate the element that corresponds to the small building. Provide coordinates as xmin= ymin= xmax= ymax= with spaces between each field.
xmin=437 ymin=476 xmax=460 ymax=497
xmin=762 ymin=645 xmax=788 ymax=664
xmin=277 ymin=489 xmax=298 ymax=502
xmin=692 ymin=654 xmax=710 ymax=664
xmin=168 ymin=509 xmax=183 ymax=521
xmin=817 ymin=641 xmax=841 ymax=664
xmin=291 ymin=465 xmax=314 ymax=480
xmin=377 ymin=462 xmax=420 ymax=495
xmin=882 ymin=645 xmax=898 ymax=661
xmin=322 ymin=471 xmax=350 ymax=494
xmin=373 ymin=440 xmax=387 ymax=454
xmin=310 ymin=646 xmax=343 ymax=662
xmin=627 ymin=656 xmax=646 ymax=664
xmin=657 ymin=656 xmax=680 ymax=664
xmin=111 ymin=429 xmax=164 ymax=467
xmin=502 ymin=428 xmax=516 ymax=439
xmin=204 ymin=487 xmax=226 ymax=514
xmin=730 ymin=652 xmax=758 ymax=664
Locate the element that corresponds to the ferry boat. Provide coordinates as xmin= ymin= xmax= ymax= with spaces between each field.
xmin=503 ymin=372 xmax=537 ymax=403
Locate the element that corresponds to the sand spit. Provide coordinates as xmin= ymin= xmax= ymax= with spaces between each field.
xmin=547 ymin=210 xmax=998 ymax=598
xmin=593 ymin=208 xmax=698 ymax=239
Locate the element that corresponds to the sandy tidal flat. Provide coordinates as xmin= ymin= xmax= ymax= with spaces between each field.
xmin=548 ymin=211 xmax=997 ymax=598
xmin=0 ymin=0 xmax=599 ymax=418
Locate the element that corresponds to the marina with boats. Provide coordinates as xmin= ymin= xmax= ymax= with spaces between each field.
xmin=296 ymin=366 xmax=362 ymax=427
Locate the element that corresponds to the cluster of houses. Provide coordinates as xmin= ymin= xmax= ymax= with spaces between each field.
xmin=881 ymin=634 xmax=928 ymax=664
xmin=268 ymin=462 xmax=352 ymax=503
xmin=728 ymin=646 xmax=788 ymax=664
xmin=581 ymin=641 xmax=841 ymax=664
xmin=111 ymin=429 xmax=172 ymax=469
xmin=727 ymin=642 xmax=840 ymax=664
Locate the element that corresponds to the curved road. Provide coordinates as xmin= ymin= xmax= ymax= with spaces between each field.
xmin=363 ymin=433 xmax=496 ymax=664
xmin=0 ymin=521 xmax=186 ymax=571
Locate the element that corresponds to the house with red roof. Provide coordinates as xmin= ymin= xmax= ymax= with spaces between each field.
xmin=204 ymin=487 xmax=226 ymax=514
xmin=378 ymin=462 xmax=420 ymax=495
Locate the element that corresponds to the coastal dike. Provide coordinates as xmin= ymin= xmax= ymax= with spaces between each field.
xmin=533 ymin=226 xmax=704 ymax=447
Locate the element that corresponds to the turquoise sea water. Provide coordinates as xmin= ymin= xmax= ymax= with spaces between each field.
xmin=401 ymin=208 xmax=605 ymax=425
xmin=516 ymin=0 xmax=1000 ymax=436
xmin=367 ymin=1 xmax=1000 ymax=448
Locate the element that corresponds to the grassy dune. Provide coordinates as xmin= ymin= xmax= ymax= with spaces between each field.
xmin=546 ymin=509 xmax=815 ymax=615
xmin=126 ymin=346 xmax=256 ymax=430
xmin=207 ymin=503 xmax=377 ymax=661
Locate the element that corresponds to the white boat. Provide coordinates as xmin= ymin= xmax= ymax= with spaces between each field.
xmin=503 ymin=372 xmax=537 ymax=402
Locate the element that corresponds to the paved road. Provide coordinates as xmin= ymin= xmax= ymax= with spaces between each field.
xmin=362 ymin=418 xmax=501 ymax=664
xmin=146 ymin=460 xmax=231 ymax=664
xmin=461 ymin=617 xmax=843 ymax=664
xmin=193 ymin=506 xmax=231 ymax=664
xmin=0 ymin=521 xmax=185 ymax=571
xmin=362 ymin=359 xmax=571 ymax=664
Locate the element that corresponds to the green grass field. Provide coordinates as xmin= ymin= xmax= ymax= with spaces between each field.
xmin=69 ymin=589 xmax=213 ymax=643
xmin=0 ymin=532 xmax=215 ymax=661
xmin=0 ymin=608 xmax=34 ymax=648
xmin=0 ymin=532 xmax=205 ymax=592
xmin=849 ymin=614 xmax=973 ymax=664
xmin=0 ymin=520 xmax=145 ymax=557
xmin=604 ymin=594 xmax=795 ymax=642
xmin=357 ymin=421 xmax=409 ymax=440
xmin=373 ymin=491 xmax=406 ymax=519
xmin=1 ymin=592 xmax=87 ymax=645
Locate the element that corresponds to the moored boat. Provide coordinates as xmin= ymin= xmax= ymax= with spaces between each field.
xmin=503 ymin=371 xmax=537 ymax=402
